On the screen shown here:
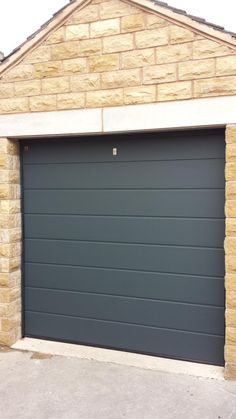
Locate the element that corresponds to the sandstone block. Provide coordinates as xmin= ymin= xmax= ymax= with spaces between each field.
xmin=66 ymin=24 xmax=89 ymax=40
xmin=63 ymin=58 xmax=87 ymax=74
xmin=135 ymin=27 xmax=168 ymax=48
xmin=0 ymin=200 xmax=20 ymax=215
xmin=100 ymin=0 xmax=131 ymax=19
xmin=77 ymin=39 xmax=102 ymax=56
xmin=89 ymin=54 xmax=119 ymax=72
xmin=226 ymin=218 xmax=236 ymax=235
xmin=67 ymin=4 xmax=99 ymax=24
xmin=34 ymin=61 xmax=62 ymax=78
xmin=121 ymin=14 xmax=145 ymax=33
xmin=29 ymin=95 xmax=57 ymax=112
xmin=193 ymin=39 xmax=231 ymax=59
xmin=226 ymin=183 xmax=236 ymax=200
xmin=226 ymin=144 xmax=236 ymax=161
xmin=14 ymin=80 xmax=41 ymax=96
xmin=51 ymin=42 xmax=78 ymax=60
xmin=226 ymin=309 xmax=236 ymax=327
xmin=156 ymin=43 xmax=192 ymax=64
xmin=225 ymin=362 xmax=236 ymax=379
xmin=226 ymin=125 xmax=236 ymax=144
xmin=146 ymin=14 xmax=168 ymax=29
xmin=0 ymin=83 xmax=14 ymax=98
xmin=194 ymin=76 xmax=236 ymax=98
xmin=45 ymin=27 xmax=65 ymax=44
xmin=90 ymin=18 xmax=120 ymax=38
xmin=226 ymin=162 xmax=236 ymax=181
xmin=226 ymin=253 xmax=236 ymax=273
xmin=57 ymin=92 xmax=85 ymax=110
xmin=2 ymin=64 xmax=35 ymax=81
xmin=170 ymin=25 xmax=194 ymax=44
xmin=23 ymin=46 xmax=51 ymax=63
xmin=103 ymin=33 xmax=134 ymax=53
xmin=158 ymin=81 xmax=192 ymax=101
xmin=179 ymin=59 xmax=215 ymax=80
xmin=0 ymin=97 xmax=29 ymax=114
xmin=71 ymin=74 xmax=100 ymax=91
xmin=122 ymin=48 xmax=155 ymax=69
xmin=124 ymin=85 xmax=156 ymax=105
xmin=216 ymin=55 xmax=236 ymax=76
xmin=101 ymin=69 xmax=141 ymax=88
xmin=42 ymin=77 xmax=70 ymax=94
xmin=225 ymin=274 xmax=236 ymax=292
xmin=143 ymin=63 xmax=176 ymax=84
xmin=0 ymin=274 xmax=9 ymax=287
xmin=86 ymin=88 xmax=123 ymax=107
xmin=226 ymin=327 xmax=236 ymax=345
xmin=227 ymin=291 xmax=236 ymax=309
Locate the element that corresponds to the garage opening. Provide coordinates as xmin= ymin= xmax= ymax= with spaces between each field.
xmin=22 ymin=129 xmax=225 ymax=365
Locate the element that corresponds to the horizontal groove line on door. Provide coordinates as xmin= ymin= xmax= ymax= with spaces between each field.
xmin=25 ymin=237 xmax=224 ymax=250
xmin=25 ymin=286 xmax=225 ymax=309
xmin=23 ymin=188 xmax=225 ymax=191
xmin=25 ymin=310 xmax=224 ymax=338
xmin=25 ymin=261 xmax=224 ymax=279
xmin=24 ymin=214 xmax=225 ymax=221
xmin=23 ymin=157 xmax=225 ymax=166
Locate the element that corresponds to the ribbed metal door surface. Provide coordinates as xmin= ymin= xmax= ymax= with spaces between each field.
xmin=22 ymin=130 xmax=225 ymax=365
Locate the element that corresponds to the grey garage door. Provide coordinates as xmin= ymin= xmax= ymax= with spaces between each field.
xmin=22 ymin=130 xmax=225 ymax=366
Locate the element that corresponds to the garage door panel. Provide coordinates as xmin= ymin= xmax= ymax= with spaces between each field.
xmin=23 ymin=159 xmax=225 ymax=190
xmin=25 ymin=263 xmax=225 ymax=307
xmin=24 ymin=311 xmax=225 ymax=365
xmin=25 ymin=239 xmax=224 ymax=277
xmin=24 ymin=190 xmax=225 ymax=218
xmin=24 ymin=215 xmax=225 ymax=247
xmin=25 ymin=288 xmax=224 ymax=335
xmin=22 ymin=132 xmax=224 ymax=165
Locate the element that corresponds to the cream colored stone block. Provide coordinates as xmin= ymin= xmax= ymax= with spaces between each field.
xmin=34 ymin=61 xmax=62 ymax=78
xmin=121 ymin=14 xmax=145 ymax=33
xmin=158 ymin=81 xmax=192 ymax=101
xmin=122 ymin=48 xmax=155 ymax=69
xmin=179 ymin=59 xmax=215 ymax=80
xmin=226 ymin=309 xmax=236 ymax=327
xmin=0 ymin=83 xmax=14 ymax=99
xmin=89 ymin=54 xmax=119 ymax=72
xmin=226 ymin=162 xmax=236 ymax=181
xmin=226 ymin=327 xmax=236 ymax=345
xmin=170 ymin=25 xmax=194 ymax=44
xmin=0 ymin=200 xmax=20 ymax=214
xmin=77 ymin=39 xmax=102 ymax=56
xmin=146 ymin=14 xmax=168 ymax=29
xmin=225 ymin=274 xmax=236 ymax=292
xmin=86 ymin=88 xmax=123 ymax=107
xmin=45 ymin=27 xmax=65 ymax=44
xmin=67 ymin=4 xmax=99 ymax=24
xmin=66 ymin=24 xmax=89 ymax=40
xmin=0 ymin=274 xmax=9 ymax=287
xmin=42 ymin=77 xmax=70 ymax=94
xmin=51 ymin=42 xmax=79 ymax=60
xmin=14 ymin=80 xmax=41 ymax=96
xmin=29 ymin=95 xmax=57 ymax=112
xmin=2 ymin=64 xmax=35 ymax=81
xmin=57 ymin=92 xmax=85 ymax=110
xmin=226 ymin=218 xmax=236 ymax=235
xmin=100 ymin=0 xmax=131 ymax=19
xmin=71 ymin=74 xmax=100 ymax=91
xmin=156 ymin=43 xmax=192 ymax=64
xmin=226 ymin=144 xmax=236 ymax=161
xmin=225 ymin=362 xmax=236 ymax=379
xmin=193 ymin=39 xmax=232 ymax=59
xmin=143 ymin=63 xmax=176 ymax=84
xmin=23 ymin=46 xmax=51 ymax=63
xmin=63 ymin=58 xmax=87 ymax=74
xmin=135 ymin=27 xmax=168 ymax=49
xmin=226 ymin=125 xmax=236 ymax=144
xmin=194 ymin=77 xmax=236 ymax=98
xmin=216 ymin=55 xmax=236 ymax=76
xmin=90 ymin=18 xmax=120 ymax=38
xmin=124 ymin=85 xmax=156 ymax=105
xmin=0 ymin=98 xmax=29 ymax=114
xmin=103 ymin=33 xmax=134 ymax=53
xmin=226 ymin=254 xmax=236 ymax=273
xmin=227 ymin=291 xmax=236 ymax=309
xmin=101 ymin=69 xmax=141 ymax=88
xmin=226 ymin=183 xmax=236 ymax=200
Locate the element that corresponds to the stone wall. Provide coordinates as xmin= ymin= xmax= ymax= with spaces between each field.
xmin=0 ymin=0 xmax=236 ymax=114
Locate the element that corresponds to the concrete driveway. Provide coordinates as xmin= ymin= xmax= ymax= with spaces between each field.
xmin=0 ymin=347 xmax=236 ymax=419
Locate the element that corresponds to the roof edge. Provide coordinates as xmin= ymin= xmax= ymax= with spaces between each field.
xmin=0 ymin=0 xmax=91 ymax=77
xmin=1 ymin=0 xmax=236 ymax=78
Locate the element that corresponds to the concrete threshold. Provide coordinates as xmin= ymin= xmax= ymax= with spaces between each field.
xmin=12 ymin=338 xmax=224 ymax=381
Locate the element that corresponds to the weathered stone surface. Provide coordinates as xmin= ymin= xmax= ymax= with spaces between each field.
xmin=14 ymin=80 xmax=41 ymax=96
xmin=63 ymin=57 xmax=87 ymax=74
xmin=103 ymin=33 xmax=134 ymax=53
xmin=65 ymin=24 xmax=89 ymax=40
xmin=77 ymin=39 xmax=102 ymax=56
xmin=90 ymin=18 xmax=120 ymax=38
xmin=23 ymin=46 xmax=51 ymax=64
xmin=89 ymin=54 xmax=119 ymax=72
xmin=158 ymin=81 xmax=192 ymax=101
xmin=135 ymin=27 xmax=168 ymax=49
xmin=101 ymin=69 xmax=140 ymax=88
xmin=216 ymin=55 xmax=236 ymax=76
xmin=124 ymin=85 xmax=156 ymax=105
xmin=226 ymin=126 xmax=236 ymax=144
xmin=226 ymin=144 xmax=236 ymax=161
xmin=34 ymin=61 xmax=62 ymax=78
xmin=42 ymin=77 xmax=70 ymax=94
xmin=122 ymin=48 xmax=155 ymax=69
xmin=226 ymin=308 xmax=236 ymax=327
xmin=170 ymin=25 xmax=194 ymax=44
xmin=51 ymin=42 xmax=79 ymax=60
xmin=57 ymin=92 xmax=85 ymax=110
xmin=86 ymin=88 xmax=123 ymax=107
xmin=193 ymin=39 xmax=232 ymax=59
xmin=146 ymin=14 xmax=168 ymax=29
xmin=225 ymin=362 xmax=236 ymax=379
xmin=121 ymin=14 xmax=145 ymax=33
xmin=66 ymin=4 xmax=99 ymax=24
xmin=0 ymin=83 xmax=14 ymax=98
xmin=156 ymin=43 xmax=192 ymax=64
xmin=45 ymin=27 xmax=65 ymax=44
xmin=71 ymin=74 xmax=100 ymax=91
xmin=143 ymin=63 xmax=176 ymax=84
xmin=29 ymin=95 xmax=57 ymax=112
xmin=0 ymin=98 xmax=29 ymax=114
xmin=194 ymin=76 xmax=236 ymax=98
xmin=226 ymin=327 xmax=236 ymax=345
xmin=179 ymin=59 xmax=215 ymax=80
xmin=2 ymin=64 xmax=35 ymax=81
